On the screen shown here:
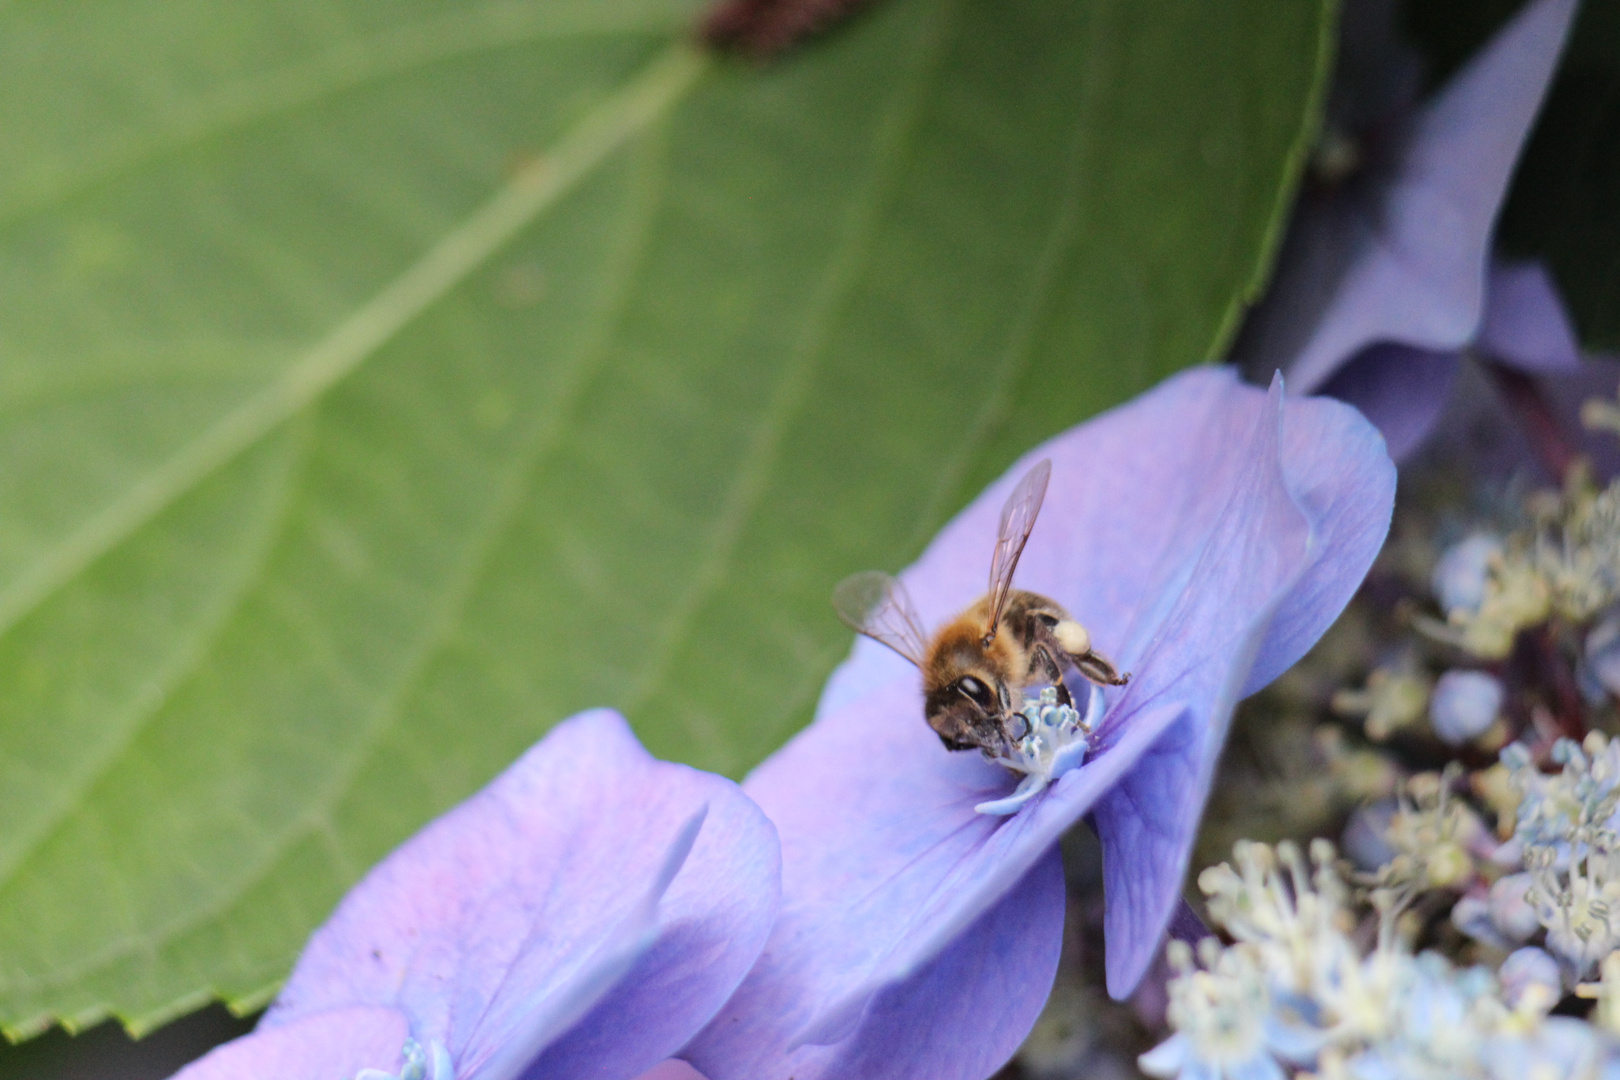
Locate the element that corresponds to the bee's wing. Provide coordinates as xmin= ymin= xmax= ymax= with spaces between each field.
xmin=987 ymin=459 xmax=1052 ymax=630
xmin=832 ymin=570 xmax=929 ymax=667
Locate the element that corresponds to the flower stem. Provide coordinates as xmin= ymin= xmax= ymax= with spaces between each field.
xmin=1483 ymin=358 xmax=1578 ymax=483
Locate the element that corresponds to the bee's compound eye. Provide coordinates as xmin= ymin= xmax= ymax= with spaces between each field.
xmin=957 ymin=676 xmax=995 ymax=708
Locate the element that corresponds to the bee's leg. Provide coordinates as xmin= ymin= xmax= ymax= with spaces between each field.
xmin=1033 ymin=643 xmax=1074 ymax=708
xmin=1042 ymin=616 xmax=1131 ymax=687
xmin=976 ymin=713 xmax=1014 ymax=754
xmin=1029 ymin=622 xmax=1088 ymax=703
xmin=1073 ymin=649 xmax=1131 ymax=687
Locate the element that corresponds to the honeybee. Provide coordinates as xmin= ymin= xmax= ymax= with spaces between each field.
xmin=833 ymin=460 xmax=1129 ymax=754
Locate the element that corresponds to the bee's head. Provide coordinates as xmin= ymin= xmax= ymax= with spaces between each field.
xmin=924 ymin=671 xmax=1014 ymax=752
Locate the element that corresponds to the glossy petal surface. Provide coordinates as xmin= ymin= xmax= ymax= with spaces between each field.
xmin=171 ymin=1006 xmax=406 ymax=1080
xmin=702 ymin=367 xmax=1393 ymax=1076
xmin=262 ymin=709 xmax=780 ymax=1080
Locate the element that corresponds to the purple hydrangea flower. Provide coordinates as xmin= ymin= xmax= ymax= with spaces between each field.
xmin=1232 ymin=0 xmax=1582 ymax=460
xmin=684 ymin=367 xmax=1395 ymax=1080
xmin=169 ymin=710 xmax=779 ymax=1080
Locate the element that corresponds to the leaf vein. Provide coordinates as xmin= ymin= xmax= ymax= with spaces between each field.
xmin=0 ymin=422 xmax=314 ymax=888
xmin=618 ymin=0 xmax=968 ymax=756
xmin=0 ymin=92 xmax=678 ymax=1004
xmin=0 ymin=0 xmax=694 ymax=226
xmin=0 ymin=44 xmax=707 ymax=654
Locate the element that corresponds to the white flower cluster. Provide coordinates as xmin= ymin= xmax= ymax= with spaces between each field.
xmin=1372 ymin=768 xmax=1485 ymax=901
xmin=1140 ymin=840 xmax=1619 ymax=1080
xmin=1428 ymin=472 xmax=1620 ymax=660
xmin=1503 ymin=734 xmax=1620 ymax=977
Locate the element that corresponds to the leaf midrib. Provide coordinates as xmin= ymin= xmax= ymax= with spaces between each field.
xmin=0 ymin=0 xmax=696 ymax=228
xmin=0 ymin=43 xmax=708 ymax=651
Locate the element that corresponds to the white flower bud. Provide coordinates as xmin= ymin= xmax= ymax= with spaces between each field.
xmin=1452 ymin=894 xmax=1507 ymax=948
xmin=1489 ymin=872 xmax=1542 ymax=943
xmin=1585 ymin=611 xmax=1620 ymax=699
xmin=1429 ymin=670 xmax=1503 ymax=745
xmin=1433 ymin=533 xmax=1502 ymax=616
xmin=1498 ymin=946 xmax=1561 ymax=1014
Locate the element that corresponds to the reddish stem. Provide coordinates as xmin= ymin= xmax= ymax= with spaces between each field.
xmin=1531 ymin=623 xmax=1587 ymax=743
xmin=1483 ymin=359 xmax=1578 ymax=484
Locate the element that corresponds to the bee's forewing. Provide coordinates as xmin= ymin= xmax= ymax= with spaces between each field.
xmin=831 ymin=570 xmax=928 ymax=667
xmin=987 ymin=459 xmax=1052 ymax=628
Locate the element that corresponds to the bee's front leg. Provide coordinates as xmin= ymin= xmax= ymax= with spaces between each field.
xmin=1073 ymin=648 xmax=1130 ymax=687
xmin=1024 ymin=629 xmax=1084 ymax=709
xmin=1033 ymin=619 xmax=1130 ymax=690
xmin=1031 ymin=642 xmax=1074 ymax=708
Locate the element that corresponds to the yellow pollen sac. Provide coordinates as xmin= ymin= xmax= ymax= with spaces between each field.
xmin=1053 ymin=619 xmax=1090 ymax=656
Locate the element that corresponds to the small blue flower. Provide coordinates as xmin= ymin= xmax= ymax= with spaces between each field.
xmin=1137 ymin=945 xmax=1298 ymax=1080
xmin=974 ymin=686 xmax=1101 ymax=816
xmin=1343 ymin=799 xmax=1400 ymax=871
xmin=1503 ymin=733 xmax=1620 ymax=975
xmin=355 ymin=1038 xmax=454 ymax=1080
xmin=1488 ymin=872 xmax=1542 ymax=944
xmin=1433 ymin=534 xmax=1504 ymax=618
xmin=1429 ymin=669 xmax=1504 ymax=744
xmin=1585 ymin=611 xmax=1620 ymax=699
xmin=1146 ymin=840 xmax=1620 ymax=1080
xmin=1498 ymin=947 xmax=1562 ymax=1013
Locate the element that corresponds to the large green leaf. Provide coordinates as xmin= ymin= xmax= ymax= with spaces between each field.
xmin=0 ymin=0 xmax=1333 ymax=1037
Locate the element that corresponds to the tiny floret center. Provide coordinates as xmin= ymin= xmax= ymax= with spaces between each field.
xmin=355 ymin=1038 xmax=454 ymax=1080
xmin=975 ymin=685 xmax=1101 ymax=816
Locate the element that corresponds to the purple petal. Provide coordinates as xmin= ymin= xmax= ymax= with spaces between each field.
xmin=635 ymin=1063 xmax=711 ymax=1080
xmin=1313 ymin=344 xmax=1457 ymax=462
xmin=1235 ymin=0 xmax=1576 ymax=391
xmin=1478 ymin=259 xmax=1583 ymax=373
xmin=697 ymin=368 xmax=1392 ymax=1074
xmin=263 ymin=709 xmax=780 ymax=1080
xmin=170 ymin=1006 xmax=407 ymax=1080
xmin=1244 ymin=382 xmax=1399 ymax=691
xmin=1092 ymin=379 xmax=1393 ymax=994
xmin=1092 ymin=710 xmax=1223 ymax=997
xmin=687 ymin=848 xmax=1064 ymax=1080
xmin=826 ymin=369 xmax=1393 ymax=726
xmin=1083 ymin=378 xmax=1299 ymax=994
